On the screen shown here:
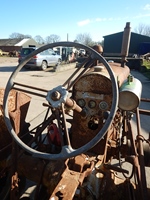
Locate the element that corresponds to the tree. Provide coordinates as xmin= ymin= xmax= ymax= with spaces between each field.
xmin=9 ymin=32 xmax=24 ymax=39
xmin=134 ymin=23 xmax=150 ymax=37
xmin=24 ymin=34 xmax=32 ymax=38
xmin=45 ymin=34 xmax=61 ymax=44
xmin=75 ymin=33 xmax=93 ymax=46
xmin=9 ymin=32 xmax=32 ymax=39
xmin=34 ymin=35 xmax=45 ymax=44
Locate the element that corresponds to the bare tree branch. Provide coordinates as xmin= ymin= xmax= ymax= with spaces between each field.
xmin=134 ymin=23 xmax=150 ymax=37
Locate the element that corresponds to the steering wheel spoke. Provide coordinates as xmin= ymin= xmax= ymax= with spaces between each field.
xmin=62 ymin=57 xmax=94 ymax=89
xmin=13 ymin=81 xmax=48 ymax=98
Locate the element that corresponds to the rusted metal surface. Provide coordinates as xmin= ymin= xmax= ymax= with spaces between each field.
xmin=50 ymin=154 xmax=93 ymax=199
xmin=0 ymin=88 xmax=31 ymax=200
xmin=0 ymin=40 xmax=150 ymax=199
xmin=121 ymin=22 xmax=131 ymax=67
xmin=0 ymin=105 xmax=12 ymax=160
xmin=17 ymin=154 xmax=65 ymax=195
xmin=1 ymin=62 xmax=150 ymax=199
xmin=71 ymin=64 xmax=129 ymax=154
xmin=0 ymin=88 xmax=31 ymax=132
xmin=135 ymin=108 xmax=148 ymax=199
xmin=71 ymin=72 xmax=112 ymax=153
xmin=0 ymin=88 xmax=31 ymax=160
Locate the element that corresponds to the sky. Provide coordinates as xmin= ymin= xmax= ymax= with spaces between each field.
xmin=0 ymin=0 xmax=150 ymax=42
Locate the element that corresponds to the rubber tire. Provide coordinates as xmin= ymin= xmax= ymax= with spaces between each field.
xmin=41 ymin=61 xmax=48 ymax=71
xmin=24 ymin=65 xmax=30 ymax=69
xmin=56 ymin=58 xmax=61 ymax=66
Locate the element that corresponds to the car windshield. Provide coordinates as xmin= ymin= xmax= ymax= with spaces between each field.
xmin=39 ymin=49 xmax=55 ymax=55
xmin=40 ymin=50 xmax=49 ymax=55
xmin=48 ymin=49 xmax=55 ymax=55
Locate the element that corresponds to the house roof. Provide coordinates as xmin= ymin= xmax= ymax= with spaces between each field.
xmin=103 ymin=31 xmax=150 ymax=39
xmin=103 ymin=31 xmax=123 ymax=38
xmin=14 ymin=38 xmax=31 ymax=46
xmin=0 ymin=38 xmax=23 ymax=46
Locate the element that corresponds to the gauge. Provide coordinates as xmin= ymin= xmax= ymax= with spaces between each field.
xmin=88 ymin=100 xmax=96 ymax=108
xmin=77 ymin=99 xmax=86 ymax=108
xmin=99 ymin=101 xmax=108 ymax=110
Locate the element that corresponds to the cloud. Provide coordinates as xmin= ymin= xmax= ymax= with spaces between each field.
xmin=95 ymin=18 xmax=107 ymax=22
xmin=77 ymin=19 xmax=91 ymax=26
xmin=78 ymin=17 xmax=119 ymax=26
xmin=143 ymin=4 xmax=150 ymax=10
xmin=96 ymin=17 xmax=125 ymax=21
xmin=133 ymin=13 xmax=150 ymax=19
xmin=77 ymin=12 xmax=150 ymax=27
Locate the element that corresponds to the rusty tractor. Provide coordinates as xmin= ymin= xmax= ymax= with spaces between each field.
xmin=0 ymin=41 xmax=150 ymax=200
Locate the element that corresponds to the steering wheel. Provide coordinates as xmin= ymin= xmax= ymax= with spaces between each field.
xmin=3 ymin=41 xmax=118 ymax=160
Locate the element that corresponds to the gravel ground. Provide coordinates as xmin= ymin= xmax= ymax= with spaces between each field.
xmin=0 ymin=56 xmax=18 ymax=65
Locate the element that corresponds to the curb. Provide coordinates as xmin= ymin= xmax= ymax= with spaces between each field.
xmin=54 ymin=62 xmax=77 ymax=72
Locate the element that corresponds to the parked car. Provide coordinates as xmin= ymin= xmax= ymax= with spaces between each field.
xmin=18 ymin=47 xmax=62 ymax=71
xmin=0 ymin=49 xmax=2 ymax=56
xmin=0 ymin=49 xmax=9 ymax=56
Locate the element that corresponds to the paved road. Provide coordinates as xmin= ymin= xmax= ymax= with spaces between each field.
xmin=0 ymin=58 xmax=77 ymax=122
xmin=130 ymin=70 xmax=150 ymax=136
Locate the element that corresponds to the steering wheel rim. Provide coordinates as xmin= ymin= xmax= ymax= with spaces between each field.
xmin=3 ymin=41 xmax=118 ymax=160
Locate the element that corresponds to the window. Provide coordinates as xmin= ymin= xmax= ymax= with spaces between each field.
xmin=21 ymin=48 xmax=35 ymax=55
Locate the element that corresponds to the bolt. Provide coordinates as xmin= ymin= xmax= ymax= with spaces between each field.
xmin=51 ymin=91 xmax=61 ymax=101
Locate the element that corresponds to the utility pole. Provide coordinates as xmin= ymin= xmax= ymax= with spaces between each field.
xmin=67 ymin=33 xmax=69 ymax=41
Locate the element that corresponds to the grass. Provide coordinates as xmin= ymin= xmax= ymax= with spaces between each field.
xmin=141 ymin=60 xmax=150 ymax=79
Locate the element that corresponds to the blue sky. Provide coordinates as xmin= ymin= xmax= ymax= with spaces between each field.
xmin=0 ymin=0 xmax=150 ymax=42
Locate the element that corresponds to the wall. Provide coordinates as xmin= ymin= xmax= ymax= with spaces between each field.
xmin=103 ymin=32 xmax=150 ymax=57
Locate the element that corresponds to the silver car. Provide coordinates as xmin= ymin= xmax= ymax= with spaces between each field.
xmin=18 ymin=47 xmax=62 ymax=71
